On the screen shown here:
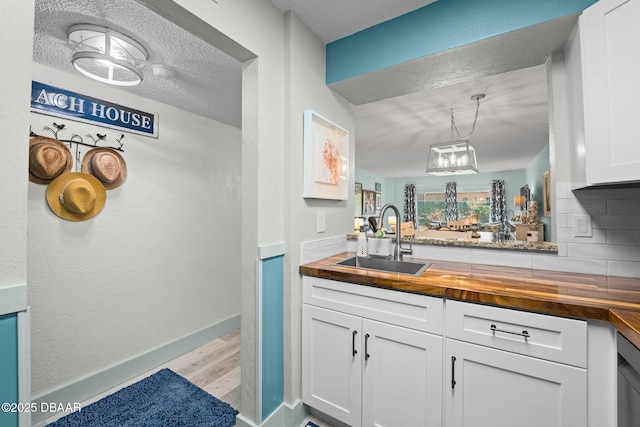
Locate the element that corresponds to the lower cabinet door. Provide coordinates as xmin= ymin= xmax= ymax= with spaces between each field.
xmin=445 ymin=339 xmax=587 ymax=427
xmin=302 ymin=304 xmax=362 ymax=427
xmin=362 ymin=319 xmax=443 ymax=427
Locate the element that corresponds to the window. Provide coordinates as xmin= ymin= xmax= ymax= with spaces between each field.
xmin=418 ymin=193 xmax=446 ymax=224
xmin=417 ymin=190 xmax=491 ymax=226
xmin=457 ymin=191 xmax=491 ymax=223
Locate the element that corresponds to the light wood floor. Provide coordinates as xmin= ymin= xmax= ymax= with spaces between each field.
xmin=35 ymin=329 xmax=331 ymax=427
xmin=167 ymin=328 xmax=242 ymax=410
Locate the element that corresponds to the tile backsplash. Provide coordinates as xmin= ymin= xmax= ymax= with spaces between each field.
xmin=300 ymin=235 xmax=348 ymax=265
xmin=553 ymin=183 xmax=640 ymax=278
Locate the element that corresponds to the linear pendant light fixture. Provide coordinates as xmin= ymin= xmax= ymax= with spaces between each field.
xmin=426 ymin=93 xmax=485 ymax=176
xmin=68 ymin=24 xmax=148 ymax=87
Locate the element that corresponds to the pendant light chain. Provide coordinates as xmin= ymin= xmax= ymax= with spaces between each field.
xmin=451 ymin=94 xmax=484 ymax=140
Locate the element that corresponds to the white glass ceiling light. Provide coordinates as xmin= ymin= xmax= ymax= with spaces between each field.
xmin=68 ymin=24 xmax=148 ymax=87
xmin=426 ymin=94 xmax=485 ymax=176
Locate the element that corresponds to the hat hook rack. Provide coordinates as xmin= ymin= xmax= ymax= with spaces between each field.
xmin=31 ymin=122 xmax=125 ymax=172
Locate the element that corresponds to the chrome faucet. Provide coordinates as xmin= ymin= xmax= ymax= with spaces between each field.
xmin=378 ymin=203 xmax=413 ymax=261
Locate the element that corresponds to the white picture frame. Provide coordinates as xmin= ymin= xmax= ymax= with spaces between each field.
xmin=303 ymin=110 xmax=349 ymax=200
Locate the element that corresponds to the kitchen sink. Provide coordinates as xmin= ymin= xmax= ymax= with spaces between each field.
xmin=334 ymin=256 xmax=431 ymax=276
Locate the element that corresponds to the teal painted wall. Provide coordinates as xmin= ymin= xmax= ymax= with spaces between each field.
xmin=0 ymin=313 xmax=18 ymax=427
xmin=261 ymin=255 xmax=283 ymax=421
xmin=326 ymin=0 xmax=597 ymax=83
xmin=355 ymin=168 xmax=395 ymax=217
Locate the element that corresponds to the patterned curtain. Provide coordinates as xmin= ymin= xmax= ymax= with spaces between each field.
xmin=445 ymin=182 xmax=458 ymax=221
xmin=403 ymin=184 xmax=417 ymax=227
xmin=490 ymin=180 xmax=507 ymax=226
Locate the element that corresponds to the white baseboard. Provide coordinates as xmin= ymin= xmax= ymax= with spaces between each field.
xmin=31 ymin=314 xmax=240 ymax=425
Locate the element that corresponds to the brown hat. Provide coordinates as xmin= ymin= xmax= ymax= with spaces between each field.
xmin=28 ymin=137 xmax=73 ymax=184
xmin=46 ymin=172 xmax=107 ymax=222
xmin=81 ymin=147 xmax=127 ymax=190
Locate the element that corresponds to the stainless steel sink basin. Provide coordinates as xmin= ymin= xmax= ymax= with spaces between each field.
xmin=334 ymin=256 xmax=431 ymax=276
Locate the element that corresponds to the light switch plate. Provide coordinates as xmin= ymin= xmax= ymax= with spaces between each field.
xmin=574 ymin=214 xmax=592 ymax=237
xmin=316 ymin=211 xmax=326 ymax=233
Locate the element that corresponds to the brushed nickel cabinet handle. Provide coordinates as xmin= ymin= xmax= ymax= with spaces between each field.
xmin=490 ymin=323 xmax=530 ymax=339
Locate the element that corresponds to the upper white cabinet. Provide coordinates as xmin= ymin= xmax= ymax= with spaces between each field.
xmin=565 ymin=0 xmax=640 ymax=188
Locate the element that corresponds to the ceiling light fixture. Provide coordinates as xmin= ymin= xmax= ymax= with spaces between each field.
xmin=68 ymin=24 xmax=148 ymax=87
xmin=426 ymin=93 xmax=485 ymax=176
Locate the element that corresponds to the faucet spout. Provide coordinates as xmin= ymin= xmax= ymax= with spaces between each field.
xmin=378 ymin=203 xmax=403 ymax=261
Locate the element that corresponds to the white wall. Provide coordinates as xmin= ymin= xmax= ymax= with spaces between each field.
xmin=0 ymin=2 xmax=34 ymax=426
xmin=167 ymin=4 xmax=357 ymax=423
xmin=0 ymin=0 xmax=32 ymax=290
xmin=28 ymin=64 xmax=241 ymax=397
xmin=283 ymin=11 xmax=355 ymax=406
xmin=168 ymin=1 xmax=286 ymax=422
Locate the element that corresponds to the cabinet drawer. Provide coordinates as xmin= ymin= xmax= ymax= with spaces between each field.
xmin=303 ymin=276 xmax=443 ymax=335
xmin=445 ymin=300 xmax=587 ymax=367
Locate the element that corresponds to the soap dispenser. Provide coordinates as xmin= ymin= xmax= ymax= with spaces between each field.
xmin=356 ymin=226 xmax=368 ymax=257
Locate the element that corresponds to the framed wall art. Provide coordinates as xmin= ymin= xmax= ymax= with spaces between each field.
xmin=543 ymin=170 xmax=551 ymax=216
xmin=303 ymin=110 xmax=349 ymax=200
xmin=355 ymin=182 xmax=363 ymax=217
xmin=362 ymin=189 xmax=377 ymax=215
xmin=520 ymin=184 xmax=531 ymax=208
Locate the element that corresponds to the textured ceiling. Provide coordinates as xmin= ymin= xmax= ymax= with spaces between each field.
xmin=355 ymin=64 xmax=549 ymax=177
xmin=33 ymin=0 xmax=243 ymax=128
xmin=269 ymin=0 xmax=438 ymax=43
xmin=33 ymin=0 xmax=555 ymax=178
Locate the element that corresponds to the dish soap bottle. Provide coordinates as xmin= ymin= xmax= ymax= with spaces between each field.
xmin=356 ymin=226 xmax=368 ymax=257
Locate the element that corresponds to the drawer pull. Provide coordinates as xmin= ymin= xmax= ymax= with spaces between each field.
xmin=451 ymin=356 xmax=457 ymax=389
xmin=352 ymin=330 xmax=358 ymax=357
xmin=365 ymin=333 xmax=370 ymax=360
xmin=490 ymin=324 xmax=530 ymax=339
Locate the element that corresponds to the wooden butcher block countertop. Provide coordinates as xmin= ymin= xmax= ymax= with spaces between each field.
xmin=300 ymin=252 xmax=640 ymax=349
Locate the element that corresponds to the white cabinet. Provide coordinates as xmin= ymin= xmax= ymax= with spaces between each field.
xmin=445 ymin=300 xmax=588 ymax=427
xmin=565 ymin=0 xmax=640 ymax=188
xmin=444 ymin=339 xmax=586 ymax=427
xmin=302 ymin=277 xmax=443 ymax=427
xmin=301 ymin=276 xmax=611 ymax=427
xmin=361 ymin=319 xmax=442 ymax=427
xmin=302 ymin=305 xmax=362 ymax=426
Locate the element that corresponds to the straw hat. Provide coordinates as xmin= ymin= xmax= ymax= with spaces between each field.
xmin=46 ymin=172 xmax=107 ymax=222
xmin=28 ymin=136 xmax=73 ymax=184
xmin=81 ymin=147 xmax=127 ymax=190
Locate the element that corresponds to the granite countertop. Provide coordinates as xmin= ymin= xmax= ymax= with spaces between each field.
xmin=346 ymin=233 xmax=558 ymax=252
xmin=300 ymin=252 xmax=640 ymax=348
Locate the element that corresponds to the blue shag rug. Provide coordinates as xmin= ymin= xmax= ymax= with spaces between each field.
xmin=47 ymin=368 xmax=238 ymax=427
